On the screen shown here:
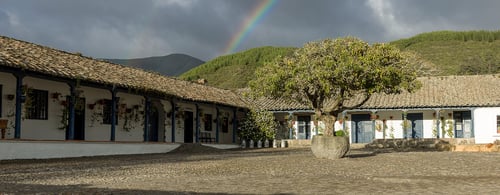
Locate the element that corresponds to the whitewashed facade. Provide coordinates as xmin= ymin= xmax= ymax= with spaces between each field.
xmin=269 ymin=75 xmax=500 ymax=144
xmin=0 ymin=35 xmax=245 ymax=145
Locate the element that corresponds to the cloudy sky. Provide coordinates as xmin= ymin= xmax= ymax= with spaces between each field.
xmin=1 ymin=0 xmax=499 ymax=61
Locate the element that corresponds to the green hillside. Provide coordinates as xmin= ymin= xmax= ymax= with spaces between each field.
xmin=391 ymin=30 xmax=500 ymax=75
xmin=179 ymin=46 xmax=296 ymax=89
xmin=181 ymin=30 xmax=500 ymax=89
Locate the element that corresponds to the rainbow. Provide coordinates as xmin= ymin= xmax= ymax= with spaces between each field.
xmin=222 ymin=0 xmax=278 ymax=55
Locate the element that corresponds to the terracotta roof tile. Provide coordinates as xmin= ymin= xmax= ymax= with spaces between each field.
xmin=244 ymin=75 xmax=500 ymax=111
xmin=0 ymin=35 xmax=248 ymax=108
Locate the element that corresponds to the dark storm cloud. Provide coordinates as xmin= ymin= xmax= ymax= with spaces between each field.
xmin=0 ymin=0 xmax=499 ymax=60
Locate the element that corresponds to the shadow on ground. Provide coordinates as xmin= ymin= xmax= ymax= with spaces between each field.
xmin=0 ymin=183 xmax=239 ymax=195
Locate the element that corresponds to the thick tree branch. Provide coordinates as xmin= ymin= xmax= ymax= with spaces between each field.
xmin=343 ymin=92 xmax=371 ymax=110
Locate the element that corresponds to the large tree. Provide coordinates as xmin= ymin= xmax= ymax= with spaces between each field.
xmin=249 ymin=37 xmax=421 ymax=136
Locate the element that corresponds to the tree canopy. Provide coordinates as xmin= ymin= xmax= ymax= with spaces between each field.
xmin=249 ymin=37 xmax=421 ymax=136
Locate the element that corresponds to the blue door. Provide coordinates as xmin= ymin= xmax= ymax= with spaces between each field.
xmin=351 ymin=114 xmax=373 ymax=143
xmin=297 ymin=116 xmax=310 ymax=139
xmin=406 ymin=113 xmax=423 ymax=138
xmin=453 ymin=111 xmax=472 ymax=138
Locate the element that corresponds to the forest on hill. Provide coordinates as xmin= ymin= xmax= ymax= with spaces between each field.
xmin=181 ymin=30 xmax=500 ymax=89
xmin=391 ymin=30 xmax=500 ymax=75
xmin=179 ymin=46 xmax=296 ymax=89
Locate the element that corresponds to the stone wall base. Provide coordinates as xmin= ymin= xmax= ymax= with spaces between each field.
xmin=366 ymin=138 xmax=500 ymax=152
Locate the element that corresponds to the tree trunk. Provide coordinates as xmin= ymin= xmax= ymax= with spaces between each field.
xmin=321 ymin=114 xmax=337 ymax=136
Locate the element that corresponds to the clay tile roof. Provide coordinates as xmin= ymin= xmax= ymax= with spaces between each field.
xmin=243 ymin=75 xmax=500 ymax=111
xmin=355 ymin=75 xmax=500 ymax=109
xmin=235 ymin=89 xmax=309 ymax=111
xmin=0 ymin=35 xmax=248 ymax=108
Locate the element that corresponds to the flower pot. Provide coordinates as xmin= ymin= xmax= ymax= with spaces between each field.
xmin=6 ymin=94 xmax=15 ymax=101
xmin=311 ymin=135 xmax=350 ymax=159
xmin=0 ymin=119 xmax=7 ymax=139
xmin=51 ymin=92 xmax=61 ymax=99
xmin=0 ymin=119 xmax=7 ymax=129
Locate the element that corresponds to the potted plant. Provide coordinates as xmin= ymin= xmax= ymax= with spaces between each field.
xmin=248 ymin=37 xmax=420 ymax=159
xmin=6 ymin=94 xmax=15 ymax=101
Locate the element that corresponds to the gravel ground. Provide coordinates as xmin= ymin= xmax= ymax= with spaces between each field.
xmin=0 ymin=144 xmax=499 ymax=194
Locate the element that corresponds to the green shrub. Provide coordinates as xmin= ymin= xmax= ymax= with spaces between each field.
xmin=237 ymin=110 xmax=277 ymax=141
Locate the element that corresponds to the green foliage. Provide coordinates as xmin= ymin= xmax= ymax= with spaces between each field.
xmin=391 ymin=30 xmax=500 ymax=49
xmin=179 ymin=30 xmax=500 ymax=90
xmin=391 ymin=30 xmax=500 ymax=75
xmin=179 ymin=46 xmax=296 ymax=89
xmin=334 ymin=130 xmax=346 ymax=137
xmin=249 ymin=37 xmax=420 ymax=136
xmin=237 ymin=110 xmax=277 ymax=141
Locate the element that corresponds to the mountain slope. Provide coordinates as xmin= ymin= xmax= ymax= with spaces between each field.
xmin=106 ymin=53 xmax=204 ymax=76
xmin=391 ymin=30 xmax=500 ymax=75
xmin=180 ymin=46 xmax=296 ymax=89
xmin=180 ymin=30 xmax=500 ymax=89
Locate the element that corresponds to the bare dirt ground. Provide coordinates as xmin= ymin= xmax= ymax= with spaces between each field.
xmin=0 ymin=144 xmax=499 ymax=194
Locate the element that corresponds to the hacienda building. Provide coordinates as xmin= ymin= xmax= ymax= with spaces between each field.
xmin=255 ymin=74 xmax=500 ymax=144
xmin=1 ymin=34 xmax=500 ymax=157
xmin=0 ymin=35 xmax=248 ymax=145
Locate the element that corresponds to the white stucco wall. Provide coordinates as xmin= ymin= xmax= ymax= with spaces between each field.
xmin=473 ymin=107 xmax=500 ymax=144
xmin=0 ymin=72 xmax=17 ymax=139
xmin=21 ymin=77 xmax=70 ymax=140
xmin=347 ymin=110 xmax=457 ymax=141
xmin=198 ymin=105 xmax=216 ymax=142
xmin=80 ymin=86 xmax=111 ymax=141
xmin=114 ymin=92 xmax=145 ymax=142
xmin=218 ymin=108 xmax=234 ymax=144
xmin=161 ymin=100 xmax=173 ymax=142
xmin=173 ymin=102 xmax=196 ymax=143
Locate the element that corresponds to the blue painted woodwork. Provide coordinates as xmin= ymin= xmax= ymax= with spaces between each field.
xmin=143 ymin=96 xmax=151 ymax=142
xmin=215 ymin=107 xmax=219 ymax=143
xmin=406 ymin=113 xmax=423 ymax=138
xmin=297 ymin=116 xmax=311 ymax=139
xmin=288 ymin=112 xmax=293 ymax=139
xmin=195 ymin=104 xmax=200 ymax=143
xmin=110 ymin=89 xmax=117 ymax=141
xmin=0 ymin=85 xmax=2 ymax=118
xmin=453 ymin=111 xmax=472 ymax=138
xmin=14 ymin=73 xmax=24 ymax=139
xmin=351 ymin=114 xmax=373 ymax=143
xmin=66 ymin=83 xmax=76 ymax=140
xmin=148 ymin=104 xmax=159 ymax=142
xmin=171 ymin=100 xmax=176 ymax=142
xmin=470 ymin=109 xmax=475 ymax=138
xmin=183 ymin=111 xmax=194 ymax=143
xmin=232 ymin=108 xmax=237 ymax=143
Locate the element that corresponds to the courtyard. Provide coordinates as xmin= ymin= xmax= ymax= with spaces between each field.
xmin=0 ymin=145 xmax=498 ymax=194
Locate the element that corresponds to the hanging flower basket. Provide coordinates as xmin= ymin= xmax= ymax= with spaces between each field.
xmin=51 ymin=92 xmax=61 ymax=99
xmin=6 ymin=94 xmax=15 ymax=101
